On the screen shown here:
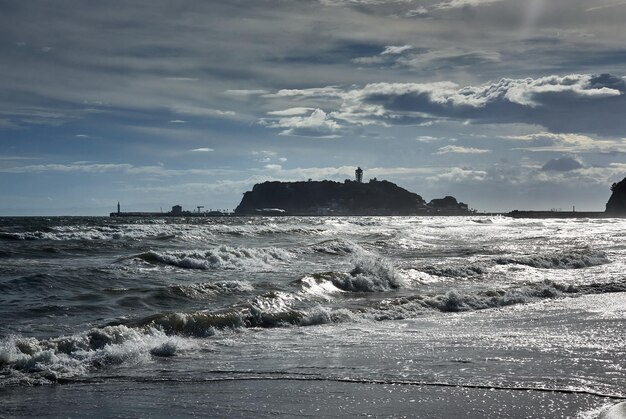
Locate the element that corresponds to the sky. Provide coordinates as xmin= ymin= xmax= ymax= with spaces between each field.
xmin=2 ymin=0 xmax=626 ymax=215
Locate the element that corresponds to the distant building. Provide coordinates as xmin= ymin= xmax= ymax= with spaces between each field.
xmin=171 ymin=205 xmax=183 ymax=215
xmin=355 ymin=167 xmax=363 ymax=183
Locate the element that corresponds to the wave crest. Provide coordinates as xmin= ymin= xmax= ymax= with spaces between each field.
xmin=495 ymin=248 xmax=610 ymax=269
xmin=0 ymin=326 xmax=194 ymax=384
xmin=134 ymin=246 xmax=291 ymax=270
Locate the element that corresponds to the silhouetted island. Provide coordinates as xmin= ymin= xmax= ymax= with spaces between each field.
xmin=606 ymin=177 xmax=626 ymax=215
xmin=234 ymin=169 xmax=471 ymax=216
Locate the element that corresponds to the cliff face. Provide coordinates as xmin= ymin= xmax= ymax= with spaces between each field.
xmin=606 ymin=177 xmax=626 ymax=214
xmin=235 ymin=180 xmax=427 ymax=215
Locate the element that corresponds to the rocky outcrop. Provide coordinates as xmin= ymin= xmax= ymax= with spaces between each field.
xmin=606 ymin=177 xmax=626 ymax=214
xmin=428 ymin=196 xmax=470 ymax=214
xmin=235 ymin=180 xmax=472 ymax=216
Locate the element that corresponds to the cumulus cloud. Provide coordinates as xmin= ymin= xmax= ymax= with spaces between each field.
xmin=434 ymin=145 xmax=491 ymax=154
xmin=541 ymin=157 xmax=584 ymax=172
xmin=265 ymin=73 xmax=626 ymax=137
xmin=264 ymin=108 xmax=342 ymax=137
xmin=427 ymin=167 xmax=488 ymax=182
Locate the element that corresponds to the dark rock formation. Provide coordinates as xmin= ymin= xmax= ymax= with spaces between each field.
xmin=606 ymin=177 xmax=626 ymax=214
xmin=235 ymin=179 xmax=426 ymax=215
xmin=235 ymin=180 xmax=472 ymax=216
xmin=428 ymin=196 xmax=470 ymax=214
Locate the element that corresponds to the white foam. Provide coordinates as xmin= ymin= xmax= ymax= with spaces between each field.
xmin=137 ymin=245 xmax=292 ymax=270
xmin=0 ymin=325 xmax=197 ymax=383
xmin=299 ymin=275 xmax=345 ymax=300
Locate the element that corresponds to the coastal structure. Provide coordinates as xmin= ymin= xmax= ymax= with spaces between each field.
xmin=355 ymin=167 xmax=363 ymax=183
xmin=110 ymin=204 xmax=229 ymax=218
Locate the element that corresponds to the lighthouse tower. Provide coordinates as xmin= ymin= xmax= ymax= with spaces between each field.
xmin=355 ymin=167 xmax=363 ymax=183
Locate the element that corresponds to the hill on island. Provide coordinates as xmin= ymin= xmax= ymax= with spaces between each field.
xmin=234 ymin=179 xmax=470 ymax=216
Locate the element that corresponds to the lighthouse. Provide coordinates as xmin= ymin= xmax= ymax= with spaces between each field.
xmin=355 ymin=167 xmax=363 ymax=183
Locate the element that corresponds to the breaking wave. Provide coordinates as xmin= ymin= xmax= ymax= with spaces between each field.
xmin=161 ymin=280 xmax=254 ymax=299
xmin=0 ymin=326 xmax=196 ymax=385
xmin=300 ymin=254 xmax=402 ymax=294
xmin=126 ymin=290 xmax=351 ymax=337
xmin=133 ymin=246 xmax=292 ymax=270
xmin=421 ymin=263 xmax=489 ymax=278
xmin=371 ymin=280 xmax=577 ymax=320
xmin=370 ymin=278 xmax=626 ymax=320
xmin=495 ymin=248 xmax=610 ymax=269
xmin=309 ymin=238 xmax=361 ymax=255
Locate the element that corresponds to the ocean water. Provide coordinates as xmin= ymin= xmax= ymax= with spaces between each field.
xmin=1 ymin=215 xmax=625 ymax=418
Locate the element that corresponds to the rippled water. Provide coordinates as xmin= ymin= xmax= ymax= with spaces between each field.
xmin=1 ymin=216 xmax=625 ymax=417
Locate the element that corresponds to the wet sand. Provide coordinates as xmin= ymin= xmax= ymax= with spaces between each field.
xmin=1 ymin=378 xmax=619 ymax=418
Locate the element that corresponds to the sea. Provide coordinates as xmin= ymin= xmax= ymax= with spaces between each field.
xmin=1 ymin=215 xmax=625 ymax=418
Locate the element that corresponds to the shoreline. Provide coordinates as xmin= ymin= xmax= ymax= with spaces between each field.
xmin=108 ymin=211 xmax=619 ymax=219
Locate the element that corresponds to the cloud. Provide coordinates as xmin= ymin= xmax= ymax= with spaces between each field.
xmin=416 ymin=135 xmax=444 ymax=142
xmin=170 ymin=105 xmax=236 ymax=118
xmin=406 ymin=6 xmax=428 ymax=16
xmin=189 ymin=148 xmax=214 ymax=152
xmin=265 ymin=73 xmax=626 ymax=137
xmin=267 ymin=107 xmax=315 ymax=116
xmin=405 ymin=0 xmax=501 ymax=16
xmin=0 ymin=162 xmax=232 ymax=177
xmin=252 ymin=150 xmax=287 ymax=163
xmin=507 ymin=132 xmax=626 ymax=152
xmin=434 ymin=145 xmax=491 ymax=154
xmin=381 ymin=45 xmax=413 ymax=55
xmin=0 ymin=156 xmax=40 ymax=161
xmin=264 ymin=108 xmax=342 ymax=137
xmin=541 ymin=157 xmax=584 ymax=172
xmin=432 ymin=0 xmax=502 ymax=10
xmin=264 ymin=87 xmax=345 ymax=99
xmin=586 ymin=2 xmax=626 ymax=12
xmin=264 ymin=164 xmax=282 ymax=171
xmin=427 ymin=167 xmax=489 ymax=182
xmin=224 ymin=89 xmax=268 ymax=97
